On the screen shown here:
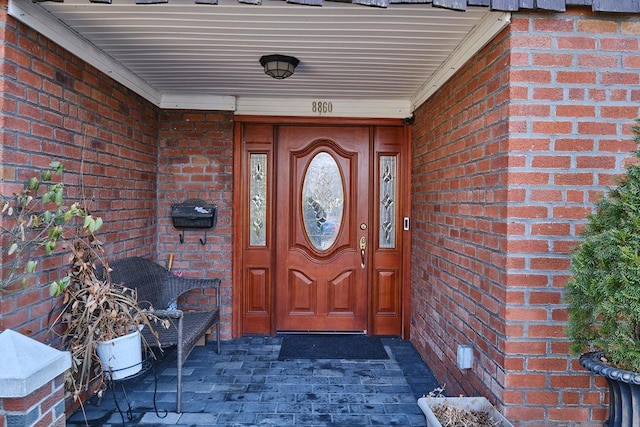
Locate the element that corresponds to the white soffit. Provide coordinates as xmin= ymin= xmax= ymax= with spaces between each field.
xmin=8 ymin=0 xmax=508 ymax=117
xmin=8 ymin=0 xmax=163 ymax=106
xmin=411 ymin=11 xmax=511 ymax=111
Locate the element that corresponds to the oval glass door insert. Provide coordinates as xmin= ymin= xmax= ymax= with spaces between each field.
xmin=302 ymin=152 xmax=344 ymax=250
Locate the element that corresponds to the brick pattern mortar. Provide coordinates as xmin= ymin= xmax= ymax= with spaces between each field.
xmin=157 ymin=110 xmax=234 ymax=340
xmin=0 ymin=11 xmax=159 ymax=341
xmin=411 ymin=10 xmax=511 ymax=411
xmin=411 ymin=7 xmax=640 ymax=425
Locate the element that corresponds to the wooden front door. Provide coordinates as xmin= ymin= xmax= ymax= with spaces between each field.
xmin=275 ymin=126 xmax=369 ymax=332
xmin=235 ymin=118 xmax=407 ymax=337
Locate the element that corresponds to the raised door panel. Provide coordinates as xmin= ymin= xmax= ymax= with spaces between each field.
xmin=374 ymin=269 xmax=401 ymax=316
xmin=327 ymin=269 xmax=357 ymax=315
xmin=276 ymin=126 xmax=369 ymax=332
xmin=245 ymin=268 xmax=269 ymax=314
xmin=288 ymin=270 xmax=316 ymax=315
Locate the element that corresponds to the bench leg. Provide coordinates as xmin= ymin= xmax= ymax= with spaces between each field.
xmin=177 ymin=318 xmax=184 ymax=413
xmin=176 ymin=357 xmax=182 ymax=413
xmin=216 ymin=322 xmax=221 ymax=355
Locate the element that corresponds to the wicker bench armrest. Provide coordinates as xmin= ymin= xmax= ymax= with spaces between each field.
xmin=150 ymin=309 xmax=184 ymax=319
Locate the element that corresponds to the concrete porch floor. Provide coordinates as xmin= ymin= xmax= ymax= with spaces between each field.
xmin=66 ymin=335 xmax=439 ymax=426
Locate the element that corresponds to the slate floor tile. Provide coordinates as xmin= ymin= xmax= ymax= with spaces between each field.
xmin=66 ymin=336 xmax=437 ymax=426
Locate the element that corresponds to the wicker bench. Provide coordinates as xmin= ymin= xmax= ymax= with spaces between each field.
xmin=104 ymin=256 xmax=221 ymax=413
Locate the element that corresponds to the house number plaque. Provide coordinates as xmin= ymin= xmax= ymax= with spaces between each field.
xmin=311 ymin=101 xmax=333 ymax=115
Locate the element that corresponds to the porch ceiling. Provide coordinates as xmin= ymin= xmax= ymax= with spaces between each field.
xmin=9 ymin=0 xmax=510 ymax=116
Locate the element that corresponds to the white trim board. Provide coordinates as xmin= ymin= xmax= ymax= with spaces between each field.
xmin=235 ymin=98 xmax=412 ymax=119
xmin=8 ymin=0 xmax=163 ymax=106
xmin=410 ymin=11 xmax=511 ymax=111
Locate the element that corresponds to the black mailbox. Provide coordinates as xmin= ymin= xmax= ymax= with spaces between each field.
xmin=171 ymin=199 xmax=217 ymax=230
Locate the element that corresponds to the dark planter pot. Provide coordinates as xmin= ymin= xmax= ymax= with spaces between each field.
xmin=580 ymin=352 xmax=640 ymax=427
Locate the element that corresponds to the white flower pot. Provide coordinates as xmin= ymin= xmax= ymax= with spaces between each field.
xmin=417 ymin=396 xmax=512 ymax=427
xmin=96 ymin=330 xmax=142 ymax=380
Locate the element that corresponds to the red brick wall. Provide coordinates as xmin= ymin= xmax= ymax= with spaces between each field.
xmin=410 ymin=10 xmax=511 ymax=408
xmin=157 ymin=110 xmax=234 ymax=339
xmin=0 ymin=8 xmax=235 ymax=346
xmin=4 ymin=1 xmax=640 ymax=424
xmin=505 ymin=9 xmax=640 ymax=425
xmin=0 ymin=373 xmax=66 ymax=427
xmin=0 ymin=11 xmax=159 ymax=341
xmin=411 ymin=7 xmax=640 ymax=425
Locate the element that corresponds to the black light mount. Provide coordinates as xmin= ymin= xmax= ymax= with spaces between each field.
xmin=259 ymin=54 xmax=300 ymax=80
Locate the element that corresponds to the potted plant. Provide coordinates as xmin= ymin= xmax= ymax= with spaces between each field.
xmin=1 ymin=162 xmax=165 ymax=405
xmin=565 ymin=121 xmax=640 ymax=426
xmin=417 ymin=387 xmax=512 ymax=427
xmin=50 ymin=235 xmax=167 ymax=400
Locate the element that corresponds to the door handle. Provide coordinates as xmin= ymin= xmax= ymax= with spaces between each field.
xmin=359 ymin=236 xmax=367 ymax=269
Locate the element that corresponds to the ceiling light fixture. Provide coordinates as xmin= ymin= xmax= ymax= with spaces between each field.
xmin=259 ymin=54 xmax=300 ymax=80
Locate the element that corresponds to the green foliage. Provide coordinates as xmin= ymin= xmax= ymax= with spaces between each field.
xmin=566 ymin=122 xmax=640 ymax=372
xmin=0 ymin=161 xmax=102 ymax=293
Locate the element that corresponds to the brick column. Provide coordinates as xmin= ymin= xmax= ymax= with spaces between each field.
xmin=0 ymin=330 xmax=71 ymax=427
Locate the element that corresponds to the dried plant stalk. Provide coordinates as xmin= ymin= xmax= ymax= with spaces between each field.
xmin=426 ymin=386 xmax=500 ymax=427
xmin=51 ymin=235 xmax=168 ymax=403
xmin=432 ymin=404 xmax=497 ymax=427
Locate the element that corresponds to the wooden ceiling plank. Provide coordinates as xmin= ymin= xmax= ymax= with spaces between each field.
xmin=352 ymin=0 xmax=390 ymax=7
xmin=433 ymin=0 xmax=467 ymax=10
xmin=535 ymin=0 xmax=566 ymax=11
xmin=489 ymin=0 xmax=520 ymax=10
xmin=287 ymin=0 xmax=324 ymax=5
xmin=593 ymin=0 xmax=640 ymax=12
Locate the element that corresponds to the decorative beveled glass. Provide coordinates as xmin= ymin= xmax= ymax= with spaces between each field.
xmin=249 ymin=153 xmax=267 ymax=246
xmin=301 ymin=152 xmax=344 ymax=250
xmin=379 ymin=155 xmax=396 ymax=248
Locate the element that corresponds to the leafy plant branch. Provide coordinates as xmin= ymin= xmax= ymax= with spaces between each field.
xmin=0 ymin=161 xmax=102 ymax=293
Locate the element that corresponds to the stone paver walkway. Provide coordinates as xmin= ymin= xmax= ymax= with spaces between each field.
xmin=67 ymin=335 xmax=438 ymax=426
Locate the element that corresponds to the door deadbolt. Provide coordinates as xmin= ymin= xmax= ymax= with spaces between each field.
xmin=360 ymin=223 xmax=367 ymax=230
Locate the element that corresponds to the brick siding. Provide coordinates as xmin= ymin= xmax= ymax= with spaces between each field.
xmin=0 ymin=9 xmax=159 ymax=340
xmin=3 ymin=0 xmax=640 ymax=424
xmin=0 ymin=4 xmax=235 ymax=352
xmin=410 ymin=10 xmax=511 ymax=411
xmin=410 ymin=7 xmax=640 ymax=425
xmin=157 ymin=110 xmax=234 ymax=339
xmin=0 ymin=373 xmax=66 ymax=427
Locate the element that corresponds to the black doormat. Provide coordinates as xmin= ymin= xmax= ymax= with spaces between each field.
xmin=278 ymin=334 xmax=389 ymax=360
